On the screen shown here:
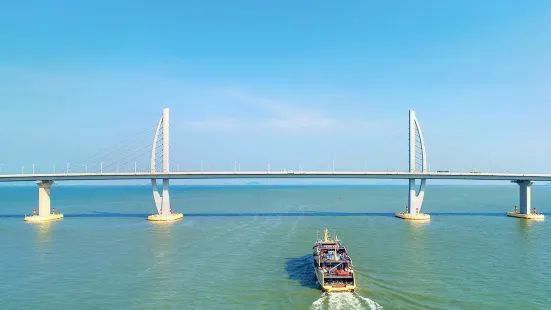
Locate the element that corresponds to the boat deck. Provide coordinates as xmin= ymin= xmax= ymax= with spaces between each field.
xmin=313 ymin=228 xmax=356 ymax=293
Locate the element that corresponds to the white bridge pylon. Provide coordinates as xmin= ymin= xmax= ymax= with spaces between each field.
xmin=150 ymin=108 xmax=172 ymax=217
xmin=395 ymin=110 xmax=430 ymax=220
xmin=408 ymin=109 xmax=427 ymax=215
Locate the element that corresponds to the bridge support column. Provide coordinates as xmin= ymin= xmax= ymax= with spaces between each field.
xmin=507 ymin=180 xmax=544 ymax=220
xmin=395 ymin=110 xmax=430 ymax=221
xmin=148 ymin=178 xmax=182 ymax=222
xmin=24 ymin=180 xmax=64 ymax=222
xmin=395 ymin=179 xmax=430 ymax=221
xmin=147 ymin=108 xmax=182 ymax=222
xmin=160 ymin=179 xmax=171 ymax=216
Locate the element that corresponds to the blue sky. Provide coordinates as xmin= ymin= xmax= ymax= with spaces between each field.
xmin=1 ymin=1 xmax=551 ymax=185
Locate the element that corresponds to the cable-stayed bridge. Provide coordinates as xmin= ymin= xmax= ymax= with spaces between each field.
xmin=2 ymin=109 xmax=545 ymax=222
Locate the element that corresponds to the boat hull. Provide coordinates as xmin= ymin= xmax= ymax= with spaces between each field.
xmin=312 ymin=228 xmax=356 ymax=293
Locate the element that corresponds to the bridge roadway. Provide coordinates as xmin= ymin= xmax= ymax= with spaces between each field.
xmin=2 ymin=171 xmax=551 ymax=182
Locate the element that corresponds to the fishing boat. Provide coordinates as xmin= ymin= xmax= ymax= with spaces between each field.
xmin=312 ymin=228 xmax=356 ymax=292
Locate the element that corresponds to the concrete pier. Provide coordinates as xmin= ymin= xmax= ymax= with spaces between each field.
xmin=148 ymin=109 xmax=183 ymax=222
xmin=148 ymin=178 xmax=183 ymax=222
xmin=148 ymin=213 xmax=183 ymax=222
xmin=395 ymin=203 xmax=430 ymax=221
xmin=24 ymin=180 xmax=63 ymax=222
xmin=396 ymin=110 xmax=430 ymax=221
xmin=507 ymin=180 xmax=544 ymax=220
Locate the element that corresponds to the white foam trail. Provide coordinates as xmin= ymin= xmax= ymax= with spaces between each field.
xmin=328 ymin=293 xmax=361 ymax=310
xmin=357 ymin=295 xmax=384 ymax=310
xmin=311 ymin=294 xmax=327 ymax=310
xmin=312 ymin=293 xmax=383 ymax=310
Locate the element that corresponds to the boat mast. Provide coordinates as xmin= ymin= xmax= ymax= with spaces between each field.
xmin=324 ymin=228 xmax=328 ymax=242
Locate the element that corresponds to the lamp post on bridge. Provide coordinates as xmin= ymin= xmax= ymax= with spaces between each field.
xmin=32 ymin=164 xmax=35 ymax=175
xmin=100 ymin=162 xmax=103 ymax=174
xmin=21 ymin=166 xmax=24 ymax=174
xmin=66 ymin=163 xmax=70 ymax=174
xmin=134 ymin=161 xmax=137 ymax=173
xmin=85 ymin=165 xmax=88 ymax=173
xmin=0 ymin=163 xmax=3 ymax=174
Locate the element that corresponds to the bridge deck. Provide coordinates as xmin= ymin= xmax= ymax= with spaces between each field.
xmin=1 ymin=171 xmax=551 ymax=182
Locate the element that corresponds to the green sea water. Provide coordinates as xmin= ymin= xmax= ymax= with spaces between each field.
xmin=1 ymin=185 xmax=550 ymax=309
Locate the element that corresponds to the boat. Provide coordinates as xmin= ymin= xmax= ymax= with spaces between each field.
xmin=312 ymin=228 xmax=356 ymax=292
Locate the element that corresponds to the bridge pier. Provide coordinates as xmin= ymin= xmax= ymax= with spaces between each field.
xmin=395 ymin=179 xmax=431 ymax=221
xmin=147 ymin=108 xmax=182 ymax=222
xmin=395 ymin=110 xmax=431 ymax=221
xmin=24 ymin=180 xmax=63 ymax=222
xmin=507 ymin=180 xmax=544 ymax=220
xmin=148 ymin=178 xmax=182 ymax=221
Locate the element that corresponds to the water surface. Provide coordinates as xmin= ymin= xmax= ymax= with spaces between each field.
xmin=1 ymin=185 xmax=550 ymax=309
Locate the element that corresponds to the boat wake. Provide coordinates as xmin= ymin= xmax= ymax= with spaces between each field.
xmin=312 ymin=292 xmax=383 ymax=310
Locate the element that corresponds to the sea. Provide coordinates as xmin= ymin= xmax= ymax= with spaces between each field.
xmin=1 ymin=184 xmax=550 ymax=309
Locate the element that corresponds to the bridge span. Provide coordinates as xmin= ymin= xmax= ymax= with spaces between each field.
xmin=2 ymin=171 xmax=551 ymax=182
xmin=9 ymin=108 xmax=545 ymax=222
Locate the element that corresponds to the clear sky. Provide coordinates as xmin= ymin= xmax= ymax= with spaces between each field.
xmin=1 ymin=1 xmax=551 ymax=184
